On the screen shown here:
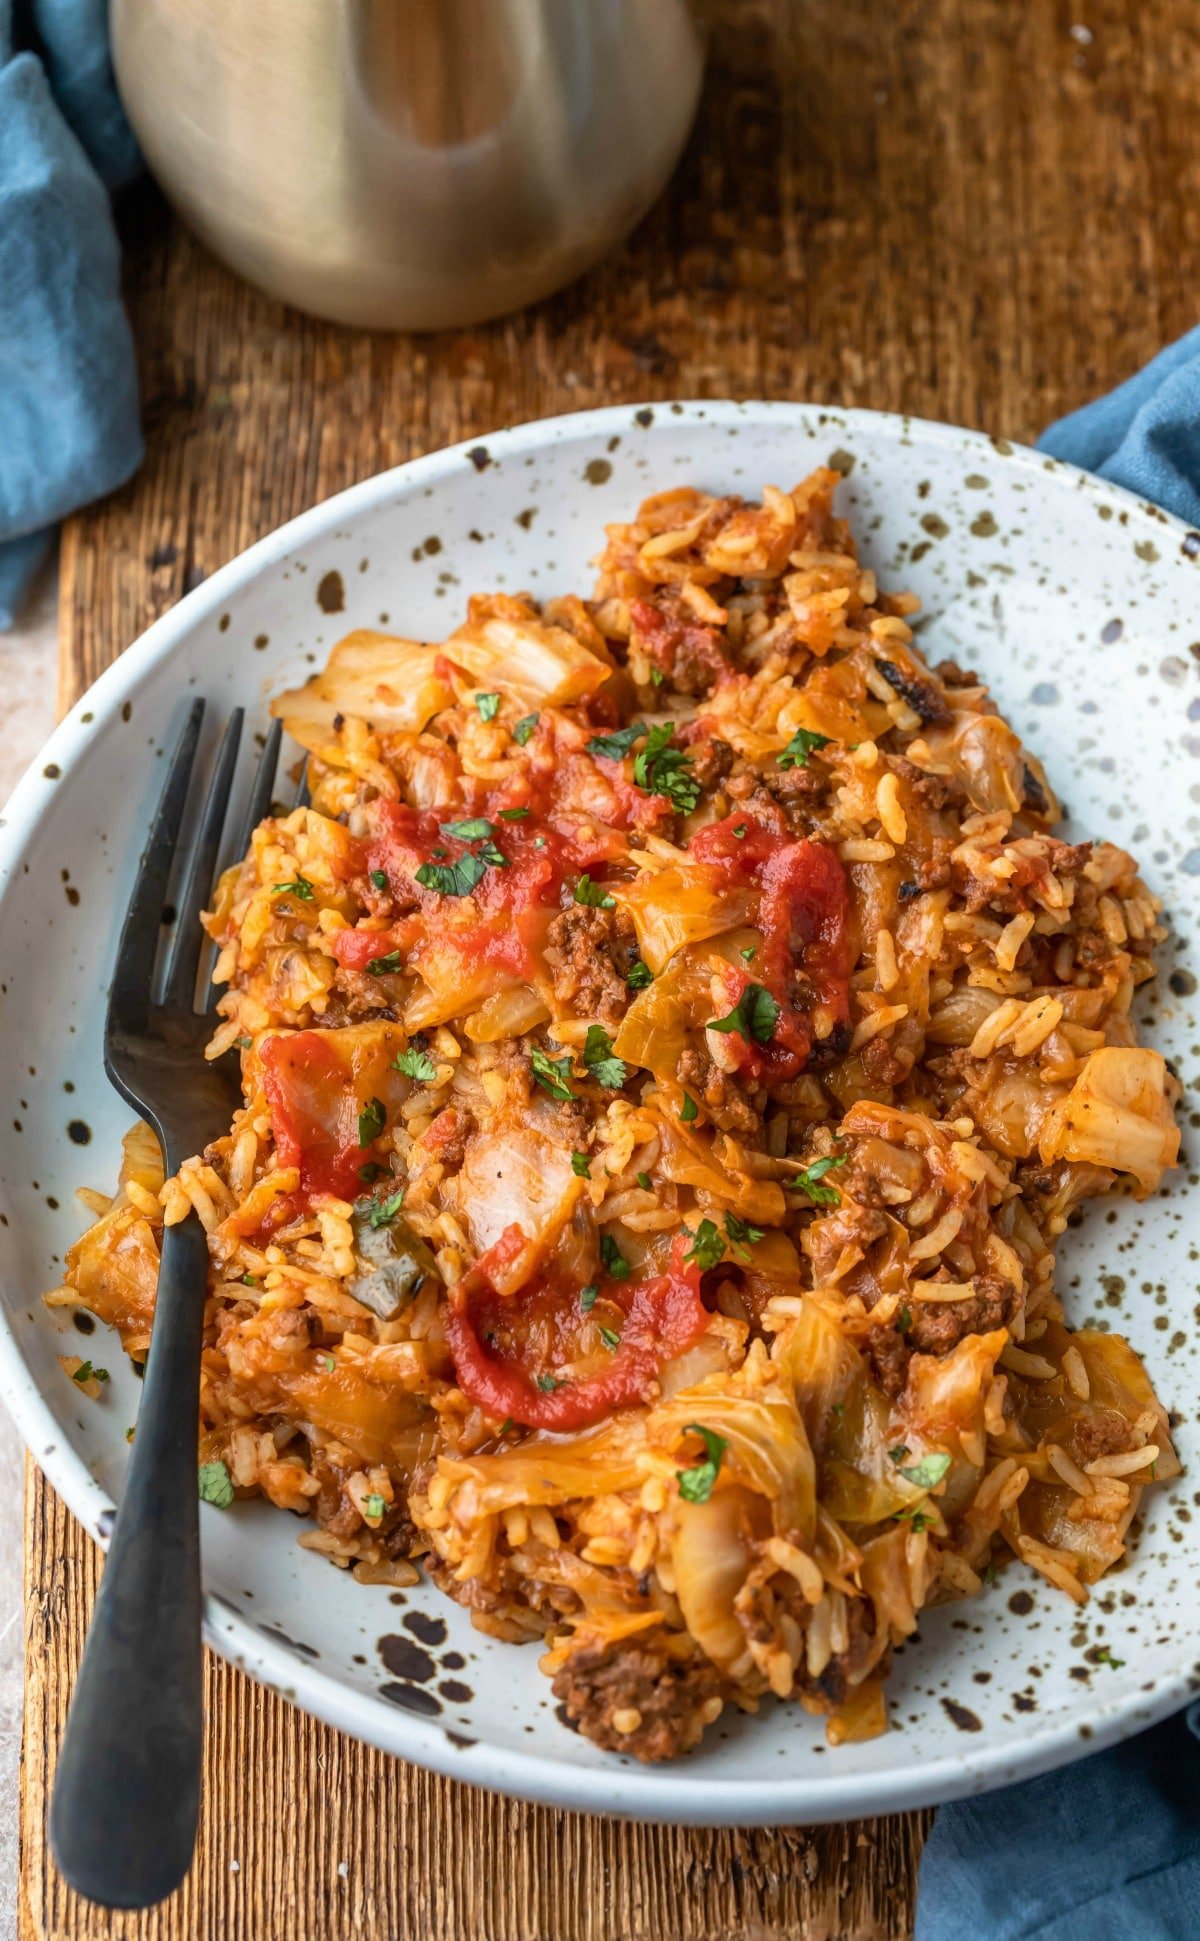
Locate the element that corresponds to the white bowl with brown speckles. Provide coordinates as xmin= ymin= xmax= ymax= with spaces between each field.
xmin=0 ymin=402 xmax=1197 ymax=1825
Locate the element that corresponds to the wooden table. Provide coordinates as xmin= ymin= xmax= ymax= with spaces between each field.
xmin=23 ymin=1 xmax=1200 ymax=1934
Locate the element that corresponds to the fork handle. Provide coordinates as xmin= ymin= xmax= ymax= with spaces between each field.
xmin=50 ymin=1213 xmax=209 ymax=1908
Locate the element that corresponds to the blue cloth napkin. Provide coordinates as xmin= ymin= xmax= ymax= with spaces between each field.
xmin=1038 ymin=326 xmax=1200 ymax=525
xmin=916 ymin=346 xmax=1200 ymax=1938
xmin=0 ymin=0 xmax=141 ymax=628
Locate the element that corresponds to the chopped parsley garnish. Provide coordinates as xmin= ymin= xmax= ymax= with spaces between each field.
xmin=198 ymin=1460 xmax=234 ymax=1509
xmin=366 ymin=949 xmax=402 ymax=975
xmin=580 ymin=1284 xmax=599 ymax=1311
xmin=241 ymin=1273 xmax=260 ymax=1287
xmin=125 ymin=1426 xmax=135 ymax=1443
xmin=536 ymin=1372 xmax=560 ymax=1392
xmin=534 ymin=835 xmax=547 ymax=849
xmin=582 ymin=1023 xmax=627 ymax=1089
xmin=598 ymin=1325 xmax=621 ymax=1351
xmin=369 ymin=869 xmax=389 ymax=890
xmin=739 ymin=946 xmax=757 ymax=962
xmin=323 ymin=1356 xmax=336 ymax=1374
xmin=357 ymin=1097 xmax=386 ymax=1146
xmin=272 ymin=875 xmax=315 ymax=901
xmin=679 ymin=1091 xmax=698 ymax=1122
xmin=894 ymin=1507 xmax=929 ymax=1532
xmin=475 ymin=692 xmax=501 ymax=722
xmin=512 ymin=712 xmax=538 ymax=746
xmin=415 ymin=853 xmax=488 ymax=897
xmin=897 ymin=1304 xmax=913 ymax=1334
xmin=1094 ymin=1645 xmax=1125 ymax=1670
xmin=633 ymin=723 xmax=700 ymax=813
xmin=650 ymin=667 xmax=664 ymax=687
xmin=982 ymin=1562 xmax=999 ymax=1586
xmin=571 ymin=1150 xmax=591 ymax=1177
xmin=498 ymin=1417 xmax=515 ymax=1435
xmin=529 ymin=1047 xmax=575 ymax=1101
xmin=600 ymin=1232 xmax=631 ymax=1281
xmin=393 ymin=1046 xmax=437 ymax=1083
xmin=889 ymin=1445 xmax=911 ymax=1465
xmin=235 ymin=1034 xmax=252 ymax=1049
xmin=788 ymin=1152 xmax=847 ymax=1206
xmin=684 ymin=1219 xmax=725 ymax=1271
xmin=636 ymin=1172 xmax=652 ymax=1191
xmin=778 ymin=727 xmax=832 ymax=770
xmin=898 ymin=1452 xmax=951 ymax=1490
xmin=677 ymin=1424 xmax=727 ymax=1504
xmin=72 ymin=1360 xmax=108 ymax=1385
xmin=361 ymin=1187 xmax=405 ymax=1229
xmin=707 ymin=982 xmax=778 ymax=1045
xmin=724 ymin=1212 xmax=765 ymax=1258
xmin=358 ymin=1161 xmax=382 ymax=1183
xmin=498 ymin=806 xmax=530 ymax=819
xmin=586 ymin=721 xmax=646 ymax=761
xmin=732 ymin=824 xmax=747 ymax=840
xmin=627 ymin=960 xmax=653 ymax=991
xmin=440 ymin=815 xmax=494 ymax=841
xmin=478 ymin=839 xmax=509 ymax=868
xmin=574 ymin=874 xmax=615 ymax=909
xmin=364 ymin=1493 xmax=386 ymax=1520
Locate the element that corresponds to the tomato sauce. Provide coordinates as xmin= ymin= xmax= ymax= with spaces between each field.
xmin=689 ymin=812 xmax=852 ymax=1080
xmin=329 ymin=802 xmax=568 ymax=984
xmin=260 ymin=1030 xmax=385 ymax=1204
xmin=330 ymin=733 xmax=682 ymax=993
xmin=445 ymin=1229 xmax=709 ymax=1430
xmin=521 ymin=732 xmax=675 ymax=841
xmin=630 ymin=597 xmax=733 ymax=690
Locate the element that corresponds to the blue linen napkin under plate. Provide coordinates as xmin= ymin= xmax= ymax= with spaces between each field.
xmin=0 ymin=0 xmax=141 ymax=628
xmin=916 ymin=341 xmax=1200 ymax=1939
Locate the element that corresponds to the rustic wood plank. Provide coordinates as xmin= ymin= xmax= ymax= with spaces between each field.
xmin=25 ymin=0 xmax=1200 ymax=1932
xmin=22 ymin=1466 xmax=928 ymax=1941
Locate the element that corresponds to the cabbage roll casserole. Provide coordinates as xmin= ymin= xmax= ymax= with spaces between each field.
xmin=54 ymin=469 xmax=1182 ymax=1760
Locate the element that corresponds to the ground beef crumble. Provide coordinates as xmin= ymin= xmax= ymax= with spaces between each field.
xmin=310 ymin=1446 xmax=416 ymax=1552
xmin=687 ymin=733 xmax=735 ymax=789
xmin=676 ymin=1045 xmax=763 ymax=1141
xmin=551 ymin=1632 xmax=726 ymax=1761
xmin=864 ymin=1326 xmax=912 ymax=1400
xmin=905 ymin=1272 xmax=1022 ymax=1355
xmin=1071 ymin=1411 xmax=1133 ymax=1463
xmin=863 ymin=1272 xmax=1023 ymax=1394
xmin=545 ymin=903 xmax=638 ymax=1022
xmin=630 ymin=595 xmax=732 ymax=695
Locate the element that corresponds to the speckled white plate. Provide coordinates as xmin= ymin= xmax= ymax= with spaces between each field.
xmin=0 ymin=401 xmax=1196 ymax=1826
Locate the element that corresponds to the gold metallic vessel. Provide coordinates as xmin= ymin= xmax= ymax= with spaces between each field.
xmin=111 ymin=0 xmax=705 ymax=331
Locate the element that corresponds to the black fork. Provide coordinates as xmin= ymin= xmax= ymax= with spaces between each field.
xmin=49 ymin=700 xmax=290 ymax=1909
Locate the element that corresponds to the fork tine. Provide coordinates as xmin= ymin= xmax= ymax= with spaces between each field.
xmin=199 ymin=719 xmax=284 ymax=1017
xmin=106 ymin=699 xmax=205 ymax=1037
xmin=292 ymin=759 xmax=310 ymax=810
xmin=161 ymin=710 xmax=244 ymax=1012
xmin=230 ymin=718 xmax=282 ymax=865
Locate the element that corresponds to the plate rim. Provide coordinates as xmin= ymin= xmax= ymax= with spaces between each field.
xmin=1 ymin=396 xmax=1195 ymax=1825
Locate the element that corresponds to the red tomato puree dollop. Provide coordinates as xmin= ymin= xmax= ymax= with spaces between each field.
xmin=445 ymin=1230 xmax=709 ymax=1431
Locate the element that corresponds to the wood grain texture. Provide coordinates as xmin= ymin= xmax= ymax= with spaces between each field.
xmin=25 ymin=0 xmax=1200 ymax=1933
xmin=22 ymin=1473 xmax=927 ymax=1941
